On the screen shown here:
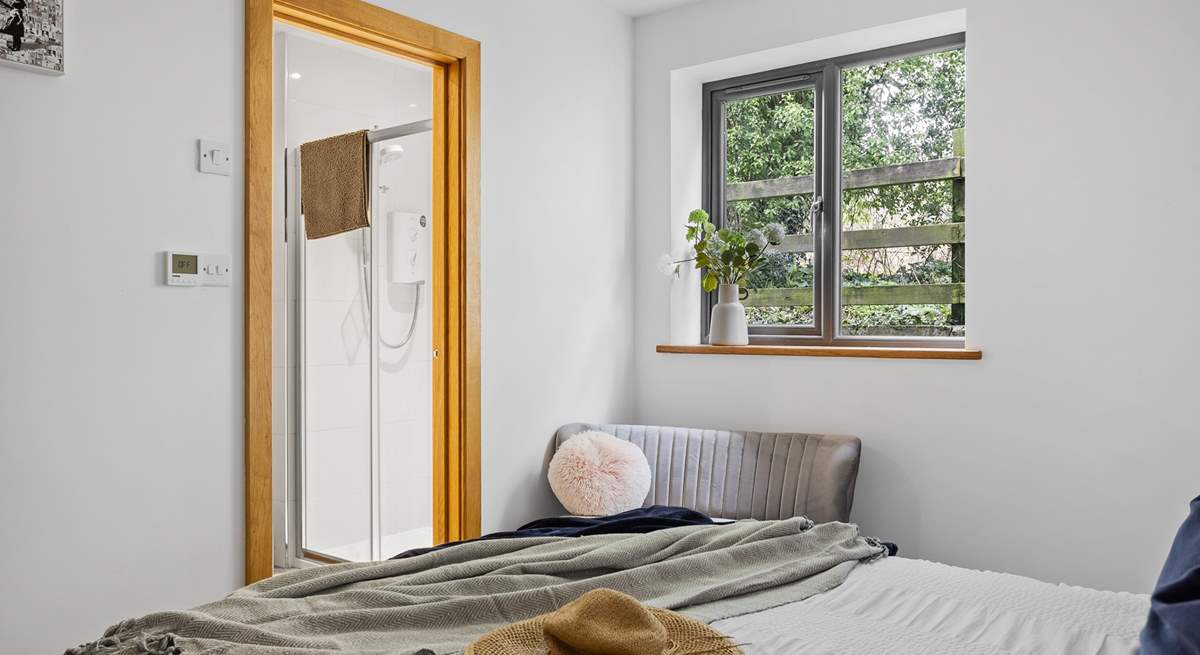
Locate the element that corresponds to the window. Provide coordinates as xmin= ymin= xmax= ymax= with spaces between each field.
xmin=703 ymin=34 xmax=966 ymax=347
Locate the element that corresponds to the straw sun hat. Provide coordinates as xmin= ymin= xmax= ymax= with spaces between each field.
xmin=465 ymin=588 xmax=742 ymax=655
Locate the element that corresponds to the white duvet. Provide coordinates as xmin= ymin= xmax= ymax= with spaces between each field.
xmin=713 ymin=557 xmax=1150 ymax=655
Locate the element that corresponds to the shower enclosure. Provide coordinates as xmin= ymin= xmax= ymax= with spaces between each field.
xmin=294 ymin=123 xmax=433 ymax=563
xmin=276 ymin=28 xmax=435 ymax=565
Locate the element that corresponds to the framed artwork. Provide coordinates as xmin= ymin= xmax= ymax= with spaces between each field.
xmin=0 ymin=0 xmax=63 ymax=75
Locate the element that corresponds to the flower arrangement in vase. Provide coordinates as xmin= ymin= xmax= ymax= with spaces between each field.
xmin=660 ymin=209 xmax=785 ymax=345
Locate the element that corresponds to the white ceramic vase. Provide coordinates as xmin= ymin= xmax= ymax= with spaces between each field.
xmin=709 ymin=283 xmax=749 ymax=345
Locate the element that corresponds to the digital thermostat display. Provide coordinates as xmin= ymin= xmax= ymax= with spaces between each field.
xmin=165 ymin=251 xmax=230 ymax=287
xmin=172 ymin=254 xmax=199 ymax=275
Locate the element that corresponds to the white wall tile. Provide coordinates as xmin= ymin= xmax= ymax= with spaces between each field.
xmin=285 ymin=31 xmax=428 ymax=124
xmin=302 ymin=231 xmax=365 ymax=302
xmin=286 ymin=299 xmax=298 ymax=370
xmin=303 ymin=363 xmax=370 ymax=432
xmin=380 ymin=361 xmax=431 ymax=424
xmin=272 ymin=365 xmax=286 ymax=432
xmin=287 ymin=100 xmax=380 ymax=152
xmin=303 ymin=426 xmax=371 ymax=554
xmin=304 ymin=299 xmax=368 ymax=367
xmin=285 ymin=365 xmax=298 ymax=436
xmin=381 ymin=419 xmax=432 ymax=536
xmin=272 ymin=301 xmax=287 ymax=369
xmin=272 ymin=241 xmax=287 ymax=305
xmin=272 ymin=500 xmax=287 ymax=565
xmin=272 ymin=432 xmax=286 ymax=502
xmin=287 ymin=230 xmax=299 ymax=301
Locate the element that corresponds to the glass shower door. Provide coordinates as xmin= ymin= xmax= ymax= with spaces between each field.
xmin=295 ymin=127 xmax=433 ymax=563
xmin=299 ymin=201 xmax=375 ymax=562
xmin=374 ymin=129 xmax=434 ymax=558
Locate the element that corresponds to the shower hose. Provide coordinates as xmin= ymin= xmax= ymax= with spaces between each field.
xmin=360 ymin=231 xmax=422 ymax=350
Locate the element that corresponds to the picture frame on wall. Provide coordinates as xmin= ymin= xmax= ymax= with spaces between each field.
xmin=0 ymin=0 xmax=63 ymax=75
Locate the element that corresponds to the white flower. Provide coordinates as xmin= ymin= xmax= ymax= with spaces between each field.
xmin=656 ymin=253 xmax=680 ymax=278
xmin=763 ymin=222 xmax=786 ymax=245
xmin=746 ymin=228 xmax=768 ymax=250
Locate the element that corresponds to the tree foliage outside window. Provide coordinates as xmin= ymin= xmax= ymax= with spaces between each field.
xmin=725 ymin=88 xmax=818 ymax=325
xmin=720 ymin=47 xmax=965 ymax=335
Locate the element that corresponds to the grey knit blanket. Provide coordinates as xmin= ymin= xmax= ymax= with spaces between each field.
xmin=67 ymin=518 xmax=885 ymax=655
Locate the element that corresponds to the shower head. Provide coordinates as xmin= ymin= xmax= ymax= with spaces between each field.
xmin=378 ymin=144 xmax=405 ymax=164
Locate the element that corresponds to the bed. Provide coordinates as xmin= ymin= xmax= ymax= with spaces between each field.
xmin=556 ymin=423 xmax=1150 ymax=655
xmin=715 ymin=556 xmax=1148 ymax=654
xmin=70 ymin=423 xmax=1151 ymax=655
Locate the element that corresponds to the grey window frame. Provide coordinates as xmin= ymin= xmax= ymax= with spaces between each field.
xmin=702 ymin=32 xmax=967 ymax=348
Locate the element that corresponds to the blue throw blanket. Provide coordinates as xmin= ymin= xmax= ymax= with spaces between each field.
xmin=1140 ymin=494 xmax=1200 ymax=654
xmin=392 ymin=505 xmax=898 ymax=560
xmin=391 ymin=505 xmax=713 ymax=559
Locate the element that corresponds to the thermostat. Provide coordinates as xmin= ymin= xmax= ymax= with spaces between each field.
xmin=165 ymin=251 xmax=232 ymax=287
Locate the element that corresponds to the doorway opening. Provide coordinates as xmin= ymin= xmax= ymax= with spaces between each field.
xmin=245 ymin=0 xmax=480 ymax=583
xmin=282 ymin=26 xmax=436 ymax=564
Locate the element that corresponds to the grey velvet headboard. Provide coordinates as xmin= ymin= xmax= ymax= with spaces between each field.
xmin=554 ymin=423 xmax=861 ymax=524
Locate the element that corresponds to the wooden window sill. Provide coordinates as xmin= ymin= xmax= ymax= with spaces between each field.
xmin=656 ymin=344 xmax=982 ymax=360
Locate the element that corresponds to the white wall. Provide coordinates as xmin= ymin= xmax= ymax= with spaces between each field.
xmin=634 ymin=0 xmax=1200 ymax=593
xmin=0 ymin=0 xmax=634 ymax=651
xmin=0 ymin=1 xmax=244 ymax=651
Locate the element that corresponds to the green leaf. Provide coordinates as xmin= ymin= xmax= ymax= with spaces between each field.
xmin=702 ymin=273 xmax=718 ymax=292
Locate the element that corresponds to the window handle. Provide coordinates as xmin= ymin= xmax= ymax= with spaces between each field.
xmin=811 ymin=195 xmax=823 ymax=230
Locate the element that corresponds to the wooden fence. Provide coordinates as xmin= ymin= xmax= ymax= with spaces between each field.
xmin=736 ymin=129 xmax=965 ymax=322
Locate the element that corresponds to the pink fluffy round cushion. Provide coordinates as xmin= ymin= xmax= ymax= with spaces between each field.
xmin=548 ymin=431 xmax=652 ymax=516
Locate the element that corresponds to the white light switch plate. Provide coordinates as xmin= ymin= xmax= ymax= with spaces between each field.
xmin=200 ymin=253 xmax=232 ymax=286
xmin=198 ymin=139 xmax=232 ymax=176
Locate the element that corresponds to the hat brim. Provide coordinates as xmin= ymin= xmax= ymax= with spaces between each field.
xmin=465 ymin=606 xmax=740 ymax=655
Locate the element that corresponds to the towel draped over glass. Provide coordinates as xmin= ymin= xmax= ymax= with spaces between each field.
xmin=300 ymin=130 xmax=370 ymax=239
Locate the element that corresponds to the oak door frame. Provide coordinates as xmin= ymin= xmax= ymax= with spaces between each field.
xmin=245 ymin=0 xmax=481 ymax=584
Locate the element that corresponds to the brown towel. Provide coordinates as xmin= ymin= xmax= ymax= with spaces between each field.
xmin=300 ymin=130 xmax=370 ymax=239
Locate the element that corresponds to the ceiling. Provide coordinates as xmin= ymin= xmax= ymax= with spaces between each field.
xmin=600 ymin=0 xmax=706 ymax=18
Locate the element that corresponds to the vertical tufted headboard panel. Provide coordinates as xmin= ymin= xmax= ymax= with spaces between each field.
xmin=554 ymin=423 xmax=861 ymax=524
